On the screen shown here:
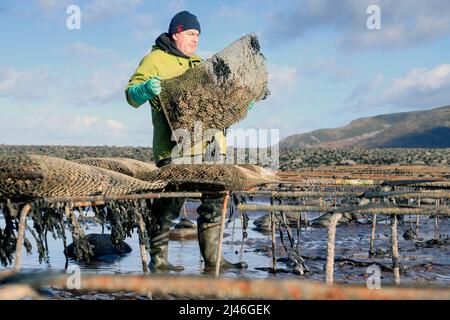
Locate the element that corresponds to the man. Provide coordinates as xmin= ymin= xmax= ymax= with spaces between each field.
xmin=125 ymin=11 xmax=248 ymax=272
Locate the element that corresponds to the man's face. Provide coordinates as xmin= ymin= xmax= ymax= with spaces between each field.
xmin=172 ymin=29 xmax=199 ymax=57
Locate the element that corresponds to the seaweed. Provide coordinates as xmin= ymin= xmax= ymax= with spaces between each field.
xmin=249 ymin=35 xmax=261 ymax=54
xmin=0 ymin=201 xmax=17 ymax=266
xmin=212 ymin=57 xmax=231 ymax=82
xmin=0 ymin=196 xmax=159 ymax=268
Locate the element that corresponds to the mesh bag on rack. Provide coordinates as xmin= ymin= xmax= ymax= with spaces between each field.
xmin=73 ymin=157 xmax=157 ymax=181
xmin=144 ymin=164 xmax=277 ymax=192
xmin=0 ymin=155 xmax=166 ymax=200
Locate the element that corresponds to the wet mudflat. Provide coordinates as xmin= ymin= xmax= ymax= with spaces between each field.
xmin=1 ymin=199 xmax=448 ymax=299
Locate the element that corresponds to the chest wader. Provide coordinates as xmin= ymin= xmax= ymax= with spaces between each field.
xmin=196 ymin=194 xmax=248 ymax=271
xmin=148 ymin=161 xmax=247 ymax=272
xmin=148 ymin=197 xmax=186 ymax=272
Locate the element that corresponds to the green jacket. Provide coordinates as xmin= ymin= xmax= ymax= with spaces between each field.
xmin=126 ymin=46 xmax=227 ymax=163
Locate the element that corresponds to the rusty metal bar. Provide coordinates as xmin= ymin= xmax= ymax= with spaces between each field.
xmin=28 ymin=273 xmax=450 ymax=300
xmin=13 ymin=203 xmax=32 ymax=272
xmin=32 ymin=189 xmax=450 ymax=210
xmin=182 ymin=202 xmax=187 ymax=219
xmin=270 ymin=197 xmax=276 ymax=271
xmin=435 ymin=199 xmax=440 ymax=240
xmin=234 ymin=191 xmax=360 ymax=197
xmin=415 ymin=181 xmax=450 ymax=188
xmin=237 ymin=203 xmax=450 ymax=216
xmin=42 ymin=192 xmax=205 ymax=204
xmin=269 ymin=180 xmax=381 ymax=187
xmin=415 ymin=213 xmax=420 ymax=236
xmin=415 ymin=197 xmax=421 ymax=237
xmin=215 ymin=192 xmax=230 ymax=277
xmin=303 ymin=196 xmax=309 ymax=226
xmin=135 ymin=208 xmax=149 ymax=274
xmin=369 ymin=213 xmax=377 ymax=257
xmin=237 ymin=204 xmax=331 ymax=213
xmin=361 ymin=190 xmax=450 ymax=199
xmin=325 ymin=213 xmax=342 ymax=285
xmin=390 ymin=215 xmax=400 ymax=285
xmin=0 ymin=284 xmax=43 ymax=300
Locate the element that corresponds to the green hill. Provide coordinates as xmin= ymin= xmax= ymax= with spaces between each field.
xmin=280 ymin=105 xmax=450 ymax=148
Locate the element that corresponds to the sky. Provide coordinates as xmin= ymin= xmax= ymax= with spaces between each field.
xmin=1 ymin=0 xmax=450 ymax=147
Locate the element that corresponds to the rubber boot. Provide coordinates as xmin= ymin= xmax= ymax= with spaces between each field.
xmin=197 ymin=218 xmax=248 ymax=271
xmin=148 ymin=198 xmax=185 ymax=272
xmin=148 ymin=221 xmax=185 ymax=272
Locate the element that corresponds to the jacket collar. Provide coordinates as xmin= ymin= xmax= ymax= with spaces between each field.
xmin=154 ymin=32 xmax=191 ymax=59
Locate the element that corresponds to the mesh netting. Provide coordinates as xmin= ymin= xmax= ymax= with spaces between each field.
xmin=144 ymin=164 xmax=278 ymax=191
xmin=0 ymin=155 xmax=166 ymax=200
xmin=73 ymin=157 xmax=157 ymax=180
xmin=158 ymin=34 xmax=269 ymax=137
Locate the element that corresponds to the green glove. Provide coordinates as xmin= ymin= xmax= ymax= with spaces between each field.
xmin=247 ymin=100 xmax=256 ymax=111
xmin=144 ymin=76 xmax=162 ymax=96
xmin=127 ymin=76 xmax=162 ymax=107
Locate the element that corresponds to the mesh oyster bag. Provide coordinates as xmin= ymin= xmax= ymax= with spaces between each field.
xmin=73 ymin=157 xmax=157 ymax=181
xmin=158 ymin=34 xmax=269 ymax=136
xmin=144 ymin=164 xmax=278 ymax=191
xmin=0 ymin=155 xmax=166 ymax=200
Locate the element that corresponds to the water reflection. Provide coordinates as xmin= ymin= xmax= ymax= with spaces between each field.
xmin=1 ymin=199 xmax=448 ymax=286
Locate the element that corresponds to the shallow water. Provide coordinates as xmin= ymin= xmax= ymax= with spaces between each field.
xmin=1 ymin=198 xmax=449 ymax=288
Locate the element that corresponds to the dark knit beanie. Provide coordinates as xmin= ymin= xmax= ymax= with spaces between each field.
xmin=168 ymin=11 xmax=201 ymax=35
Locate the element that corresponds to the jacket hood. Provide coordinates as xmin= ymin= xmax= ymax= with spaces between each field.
xmin=154 ymin=32 xmax=191 ymax=59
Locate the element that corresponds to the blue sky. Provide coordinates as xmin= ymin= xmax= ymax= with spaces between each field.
xmin=1 ymin=0 xmax=450 ymax=146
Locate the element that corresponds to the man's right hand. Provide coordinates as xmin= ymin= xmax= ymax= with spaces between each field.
xmin=145 ymin=76 xmax=162 ymax=97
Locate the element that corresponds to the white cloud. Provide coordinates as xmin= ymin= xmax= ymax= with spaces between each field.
xmin=71 ymin=61 xmax=136 ymax=105
xmin=0 ymin=61 xmax=136 ymax=106
xmin=107 ymin=119 xmax=126 ymax=131
xmin=18 ymin=112 xmax=98 ymax=134
xmin=68 ymin=41 xmax=115 ymax=58
xmin=35 ymin=0 xmax=71 ymax=15
xmin=36 ymin=0 xmax=59 ymax=11
xmin=346 ymin=73 xmax=384 ymax=108
xmin=298 ymin=58 xmax=354 ymax=81
xmin=268 ymin=64 xmax=299 ymax=97
xmin=196 ymin=50 xmax=214 ymax=59
xmin=347 ymin=64 xmax=450 ymax=110
xmin=389 ymin=65 xmax=450 ymax=92
xmin=0 ymin=68 xmax=18 ymax=91
xmin=0 ymin=66 xmax=51 ymax=99
xmin=131 ymin=12 xmax=162 ymax=41
xmin=213 ymin=5 xmax=246 ymax=22
xmin=339 ymin=14 xmax=450 ymax=49
xmin=35 ymin=0 xmax=143 ymax=22
xmin=69 ymin=116 xmax=100 ymax=130
xmin=166 ymin=0 xmax=186 ymax=13
xmin=1 ymin=107 xmax=131 ymax=145
xmin=84 ymin=0 xmax=143 ymax=22
xmin=382 ymin=64 xmax=450 ymax=107
xmin=266 ymin=0 xmax=450 ymax=50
